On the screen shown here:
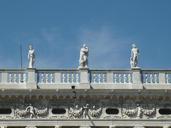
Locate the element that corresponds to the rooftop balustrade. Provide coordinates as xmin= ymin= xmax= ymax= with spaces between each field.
xmin=0 ymin=68 xmax=171 ymax=90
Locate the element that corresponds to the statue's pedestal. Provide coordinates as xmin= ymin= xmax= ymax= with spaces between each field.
xmin=131 ymin=67 xmax=143 ymax=89
xmin=79 ymin=67 xmax=90 ymax=89
xmin=26 ymin=68 xmax=37 ymax=89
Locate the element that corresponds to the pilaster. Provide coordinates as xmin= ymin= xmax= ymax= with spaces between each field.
xmin=107 ymin=71 xmax=113 ymax=83
xmin=79 ymin=68 xmax=90 ymax=89
xmin=26 ymin=68 xmax=37 ymax=89
xmin=80 ymin=126 xmax=91 ymax=128
xmin=131 ymin=67 xmax=143 ymax=89
xmin=25 ymin=126 xmax=37 ymax=128
xmin=1 ymin=71 xmax=8 ymax=83
xmin=159 ymin=72 xmax=166 ymax=84
xmin=163 ymin=125 xmax=170 ymax=128
xmin=0 ymin=126 xmax=7 ymax=128
xmin=134 ymin=126 xmax=144 ymax=128
xmin=54 ymin=126 xmax=62 ymax=128
xmin=109 ymin=125 xmax=116 ymax=128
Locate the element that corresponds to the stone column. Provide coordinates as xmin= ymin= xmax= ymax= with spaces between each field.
xmin=26 ymin=68 xmax=37 ymax=89
xmin=0 ymin=126 xmax=7 ymax=128
xmin=134 ymin=126 xmax=144 ymax=128
xmin=54 ymin=126 xmax=62 ymax=128
xmin=79 ymin=68 xmax=90 ymax=89
xmin=80 ymin=126 xmax=91 ymax=128
xmin=163 ymin=125 xmax=170 ymax=128
xmin=109 ymin=125 xmax=116 ymax=128
xmin=25 ymin=126 xmax=37 ymax=128
xmin=131 ymin=67 xmax=143 ymax=89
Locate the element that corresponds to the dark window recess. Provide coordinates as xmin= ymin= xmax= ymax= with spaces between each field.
xmin=52 ymin=108 xmax=66 ymax=114
xmin=159 ymin=108 xmax=171 ymax=115
xmin=106 ymin=108 xmax=119 ymax=114
xmin=0 ymin=108 xmax=12 ymax=114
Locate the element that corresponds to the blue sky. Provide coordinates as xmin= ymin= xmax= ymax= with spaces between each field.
xmin=0 ymin=0 xmax=171 ymax=69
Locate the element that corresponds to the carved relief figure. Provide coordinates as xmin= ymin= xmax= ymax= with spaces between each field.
xmin=69 ymin=105 xmax=83 ymax=118
xmin=15 ymin=108 xmax=28 ymax=118
xmin=26 ymin=104 xmax=37 ymax=118
xmin=83 ymin=104 xmax=89 ymax=118
xmin=130 ymin=44 xmax=139 ymax=68
xmin=28 ymin=44 xmax=35 ymax=68
xmin=141 ymin=104 xmax=156 ymax=118
xmin=79 ymin=44 xmax=89 ymax=68
xmin=15 ymin=104 xmax=48 ymax=119
xmin=35 ymin=108 xmax=48 ymax=117
xmin=88 ymin=105 xmax=102 ymax=118
xmin=122 ymin=103 xmax=139 ymax=118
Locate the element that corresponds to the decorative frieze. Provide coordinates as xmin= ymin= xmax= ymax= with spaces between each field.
xmin=15 ymin=104 xmax=48 ymax=119
xmin=0 ymin=99 xmax=170 ymax=120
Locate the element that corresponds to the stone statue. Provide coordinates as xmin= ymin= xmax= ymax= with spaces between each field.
xmin=28 ymin=45 xmax=35 ymax=68
xmin=130 ymin=44 xmax=139 ymax=68
xmin=88 ymin=105 xmax=102 ymax=118
xmin=83 ymin=104 xmax=89 ymax=118
xmin=69 ymin=105 xmax=83 ymax=119
xmin=79 ymin=44 xmax=89 ymax=69
xmin=26 ymin=104 xmax=36 ymax=118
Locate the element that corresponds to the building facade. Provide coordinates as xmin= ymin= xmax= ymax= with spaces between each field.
xmin=0 ymin=67 xmax=171 ymax=128
xmin=0 ymin=44 xmax=171 ymax=128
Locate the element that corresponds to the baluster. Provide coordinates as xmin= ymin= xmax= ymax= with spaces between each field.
xmin=95 ymin=73 xmax=98 ymax=83
xmin=154 ymin=73 xmax=157 ymax=83
xmin=123 ymin=74 xmax=127 ymax=83
xmin=98 ymin=73 xmax=101 ymax=83
xmin=103 ymin=73 xmax=106 ymax=83
xmin=119 ymin=74 xmax=122 ymax=83
xmin=23 ymin=73 xmax=26 ymax=83
xmin=128 ymin=74 xmax=131 ymax=83
xmin=75 ymin=73 xmax=79 ymax=83
xmin=18 ymin=73 xmax=21 ymax=83
xmin=14 ymin=74 xmax=17 ymax=83
xmin=8 ymin=73 xmax=12 ymax=83
xmin=93 ymin=73 xmax=95 ymax=83
xmin=62 ymin=73 xmax=65 ymax=83
xmin=67 ymin=73 xmax=70 ymax=83
xmin=40 ymin=73 xmax=43 ymax=83
xmin=101 ymin=73 xmax=104 ymax=83
xmin=45 ymin=73 xmax=49 ymax=83
xmin=113 ymin=73 xmax=116 ymax=83
xmin=71 ymin=73 xmax=74 ymax=83
xmin=145 ymin=74 xmax=148 ymax=83
xmin=166 ymin=73 xmax=171 ymax=84
xmin=50 ymin=73 xmax=54 ymax=83
xmin=166 ymin=74 xmax=169 ymax=83
xmin=150 ymin=74 xmax=153 ymax=83
xmin=115 ymin=74 xmax=119 ymax=83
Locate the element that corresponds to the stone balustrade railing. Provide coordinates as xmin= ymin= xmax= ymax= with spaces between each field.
xmin=0 ymin=68 xmax=171 ymax=89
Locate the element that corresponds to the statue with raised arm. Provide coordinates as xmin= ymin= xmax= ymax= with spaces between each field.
xmin=130 ymin=44 xmax=139 ymax=68
xmin=26 ymin=104 xmax=36 ymax=118
xmin=28 ymin=45 xmax=35 ymax=68
xmin=79 ymin=44 xmax=89 ymax=69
